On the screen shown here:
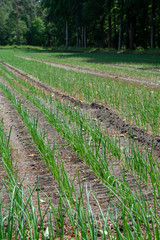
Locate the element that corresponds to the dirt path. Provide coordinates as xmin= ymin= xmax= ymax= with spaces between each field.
xmin=15 ymin=55 xmax=160 ymax=88
xmin=2 ymin=62 xmax=160 ymax=158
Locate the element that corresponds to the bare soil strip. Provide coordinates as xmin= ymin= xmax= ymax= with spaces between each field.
xmin=15 ymin=55 xmax=160 ymax=88
xmin=2 ymin=62 xmax=160 ymax=158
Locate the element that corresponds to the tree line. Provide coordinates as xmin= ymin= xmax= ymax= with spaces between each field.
xmin=0 ymin=0 xmax=160 ymax=50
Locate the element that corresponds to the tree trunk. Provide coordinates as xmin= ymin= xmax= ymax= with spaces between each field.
xmin=113 ymin=9 xmax=117 ymax=48
xmin=118 ymin=0 xmax=124 ymax=50
xmin=151 ymin=1 xmax=156 ymax=48
xmin=15 ymin=1 xmax=20 ymax=45
xmin=129 ymin=20 xmax=135 ymax=50
xmin=84 ymin=26 xmax=87 ymax=48
xmin=82 ymin=26 xmax=84 ymax=47
xmin=66 ymin=19 xmax=69 ymax=48
xmin=142 ymin=3 xmax=148 ymax=49
xmin=77 ymin=29 xmax=79 ymax=47
xmin=108 ymin=15 xmax=112 ymax=48
xmin=158 ymin=16 xmax=160 ymax=48
xmin=118 ymin=23 xmax=122 ymax=50
xmin=100 ymin=14 xmax=105 ymax=48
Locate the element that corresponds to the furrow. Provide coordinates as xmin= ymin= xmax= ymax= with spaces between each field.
xmin=1 ymin=61 xmax=160 ymax=158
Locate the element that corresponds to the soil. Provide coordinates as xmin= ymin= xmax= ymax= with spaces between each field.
xmin=2 ymin=62 xmax=160 ymax=158
xmin=0 ymin=78 xmax=116 ymax=235
xmin=0 ymin=60 xmax=160 ymax=237
xmin=0 ymin=87 xmax=60 ymax=228
xmin=15 ymin=55 xmax=160 ymax=88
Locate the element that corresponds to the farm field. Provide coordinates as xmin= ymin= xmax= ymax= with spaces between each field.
xmin=13 ymin=49 xmax=160 ymax=84
xmin=0 ymin=48 xmax=160 ymax=239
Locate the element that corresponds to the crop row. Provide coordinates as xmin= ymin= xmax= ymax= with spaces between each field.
xmin=0 ymin=65 xmax=160 ymax=238
xmin=15 ymin=49 xmax=160 ymax=82
xmin=0 ymin=51 xmax=160 ymax=135
xmin=0 ymin=118 xmax=108 ymax=239
xmin=0 ymin=65 xmax=158 ymax=188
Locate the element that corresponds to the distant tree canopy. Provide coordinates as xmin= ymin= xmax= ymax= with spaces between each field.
xmin=0 ymin=0 xmax=160 ymax=49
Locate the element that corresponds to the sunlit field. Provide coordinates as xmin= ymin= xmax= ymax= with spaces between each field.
xmin=0 ymin=48 xmax=160 ymax=239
